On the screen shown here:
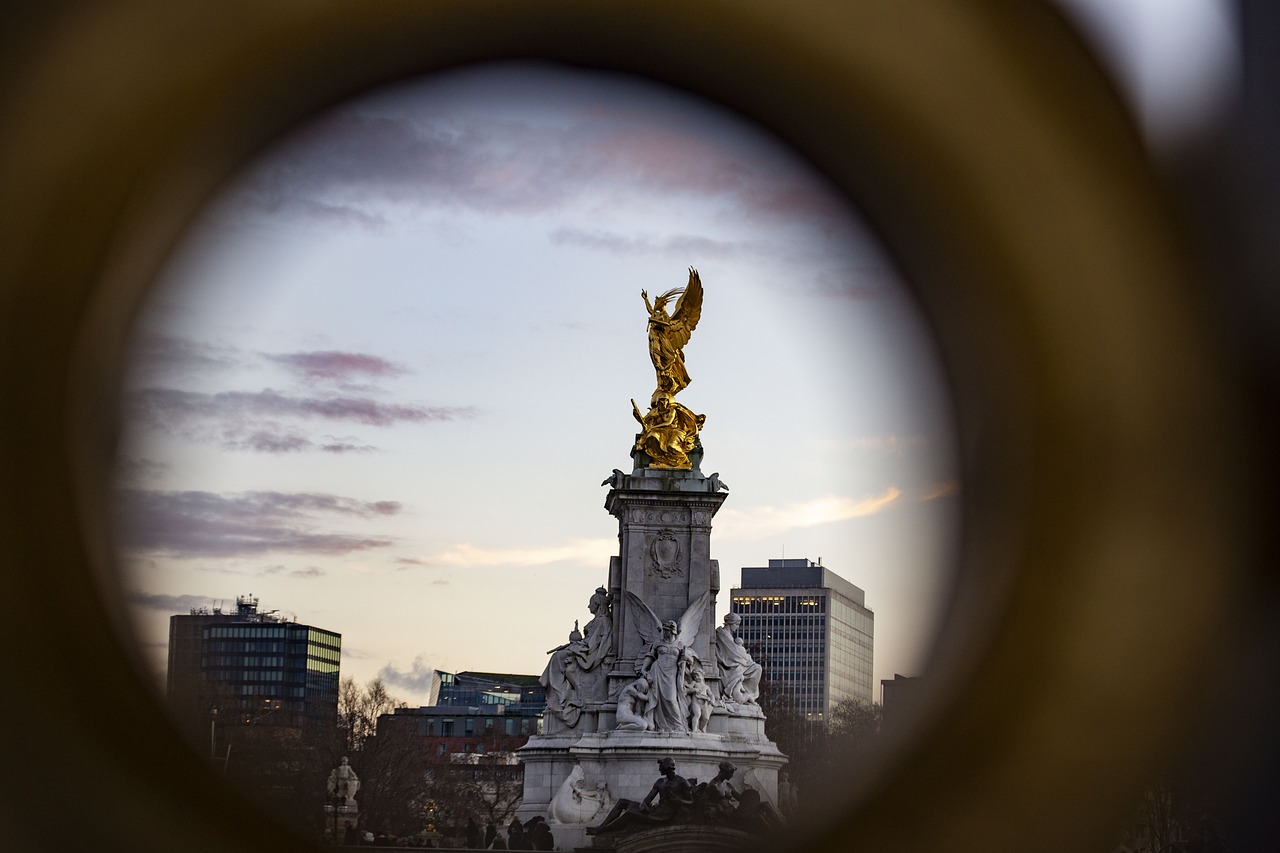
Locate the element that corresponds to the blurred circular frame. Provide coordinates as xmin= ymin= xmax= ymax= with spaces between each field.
xmin=0 ymin=2 xmax=1248 ymax=852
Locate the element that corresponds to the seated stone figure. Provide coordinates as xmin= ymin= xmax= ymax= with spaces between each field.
xmin=692 ymin=761 xmax=785 ymax=832
xmin=586 ymin=757 xmax=693 ymax=835
xmin=327 ymin=756 xmax=360 ymax=807
xmin=715 ymin=613 xmax=762 ymax=704
xmin=541 ymin=587 xmax=613 ymax=728
xmin=615 ymin=675 xmax=656 ymax=731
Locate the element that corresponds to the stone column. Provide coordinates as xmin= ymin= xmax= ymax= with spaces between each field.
xmin=603 ymin=468 xmax=726 ymax=688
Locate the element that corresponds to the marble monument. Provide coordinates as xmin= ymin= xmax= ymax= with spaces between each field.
xmin=516 ymin=269 xmax=785 ymax=848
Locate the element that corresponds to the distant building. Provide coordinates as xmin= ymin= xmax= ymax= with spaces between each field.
xmin=376 ymin=670 xmax=545 ymax=825
xmin=166 ymin=594 xmax=341 ymax=730
xmin=378 ymin=703 xmax=543 ymax=758
xmin=380 ymin=670 xmax=546 ymax=757
xmin=730 ymin=558 xmax=874 ymax=718
xmin=433 ymin=670 xmax=546 ymax=714
xmin=880 ymin=673 xmax=924 ymax=736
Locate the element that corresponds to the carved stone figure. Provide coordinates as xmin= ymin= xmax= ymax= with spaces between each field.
xmin=692 ymin=761 xmax=784 ymax=831
xmin=684 ymin=668 xmax=716 ymax=733
xmin=777 ymin=770 xmax=798 ymax=818
xmin=692 ymin=761 xmax=741 ymax=822
xmin=642 ymin=268 xmax=703 ymax=395
xmin=641 ymin=620 xmax=689 ymax=732
xmin=327 ymin=756 xmax=360 ymax=807
xmin=587 ymin=757 xmax=694 ymax=836
xmin=541 ymin=587 xmax=614 ymax=728
xmin=625 ymin=590 xmax=710 ymax=733
xmin=715 ymin=613 xmax=762 ymax=705
xmin=615 ymin=675 xmax=656 ymax=731
xmin=549 ymin=764 xmax=613 ymax=825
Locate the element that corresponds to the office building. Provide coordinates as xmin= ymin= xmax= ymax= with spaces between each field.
xmin=167 ymin=594 xmax=341 ymax=729
xmin=375 ymin=669 xmax=545 ymax=824
xmin=379 ymin=670 xmax=545 ymax=756
xmin=730 ymin=558 xmax=874 ymax=718
xmin=433 ymin=670 xmax=546 ymax=713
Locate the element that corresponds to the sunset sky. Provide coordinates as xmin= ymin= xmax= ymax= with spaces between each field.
xmin=113 ymin=62 xmax=964 ymax=705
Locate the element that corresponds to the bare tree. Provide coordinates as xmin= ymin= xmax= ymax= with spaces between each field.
xmin=425 ymin=726 xmax=525 ymax=828
xmin=333 ymin=677 xmax=434 ymax=836
xmin=335 ymin=675 xmax=402 ymax=756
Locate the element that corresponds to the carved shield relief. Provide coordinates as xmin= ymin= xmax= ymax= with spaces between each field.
xmin=648 ymin=529 xmax=683 ymax=579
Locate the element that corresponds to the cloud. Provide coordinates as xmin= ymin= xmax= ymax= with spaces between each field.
xmin=265 ymin=350 xmax=410 ymax=384
xmin=920 ymin=481 xmax=960 ymax=501
xmin=812 ymin=266 xmax=895 ymax=300
xmin=113 ymin=457 xmax=169 ymax=487
xmin=713 ymin=490 xmax=903 ymax=540
xmin=289 ymin=566 xmax=326 ymax=578
xmin=130 ymin=387 xmax=472 ymax=429
xmin=114 ymin=489 xmax=401 ymax=558
xmin=226 ymin=96 xmax=850 ymax=232
xmin=228 ymin=430 xmax=313 ymax=453
xmin=378 ymin=655 xmax=437 ymax=697
xmin=320 ymin=438 xmax=378 ymax=454
xmin=126 ymin=334 xmax=246 ymax=382
xmin=127 ymin=591 xmax=221 ymax=612
xmin=821 ymin=435 xmax=927 ymax=456
xmin=125 ymin=387 xmax=479 ymax=453
xmin=401 ymin=537 xmax=615 ymax=570
xmin=398 ymin=490 xmax=904 ymax=570
xmin=549 ymin=228 xmax=746 ymax=259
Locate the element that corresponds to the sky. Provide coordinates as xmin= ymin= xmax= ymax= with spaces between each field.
xmin=1056 ymin=0 xmax=1238 ymax=152
xmin=112 ymin=62 xmax=962 ymax=706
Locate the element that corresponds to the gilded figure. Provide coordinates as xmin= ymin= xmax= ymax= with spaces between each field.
xmin=642 ymin=267 xmax=703 ymax=394
xmin=631 ymin=393 xmax=704 ymax=469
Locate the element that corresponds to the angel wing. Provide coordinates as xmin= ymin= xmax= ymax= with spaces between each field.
xmin=625 ymin=589 xmax=710 ymax=651
xmin=668 ymin=267 xmax=703 ymax=345
xmin=675 ymin=590 xmax=711 ymax=649
xmin=624 ymin=590 xmax=663 ymax=648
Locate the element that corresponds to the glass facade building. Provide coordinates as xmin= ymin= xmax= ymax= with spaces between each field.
xmin=433 ymin=670 xmax=546 ymax=715
xmin=377 ymin=670 xmax=546 ymax=762
xmin=167 ymin=595 xmax=341 ymax=728
xmin=730 ymin=558 xmax=873 ymax=718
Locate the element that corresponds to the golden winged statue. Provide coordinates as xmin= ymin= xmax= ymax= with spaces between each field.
xmin=642 ymin=267 xmax=703 ymax=395
xmin=630 ymin=268 xmax=706 ymax=470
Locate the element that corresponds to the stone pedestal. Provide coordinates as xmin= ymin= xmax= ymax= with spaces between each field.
xmin=323 ymin=804 xmax=359 ymax=842
xmin=519 ymin=466 xmax=784 ymax=851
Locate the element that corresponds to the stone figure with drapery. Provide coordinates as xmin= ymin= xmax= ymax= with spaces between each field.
xmin=327 ymin=756 xmax=360 ymax=807
xmin=622 ymin=590 xmax=710 ymax=733
xmin=715 ymin=612 xmax=762 ymax=705
xmin=541 ymin=587 xmax=613 ymax=728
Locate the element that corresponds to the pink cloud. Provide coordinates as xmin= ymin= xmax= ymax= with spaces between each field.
xmin=266 ymin=350 xmax=409 ymax=383
xmin=114 ymin=489 xmax=402 ymax=558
